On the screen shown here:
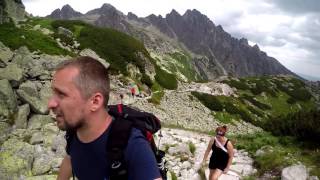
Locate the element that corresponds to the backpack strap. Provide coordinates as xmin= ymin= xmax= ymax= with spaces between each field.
xmin=107 ymin=114 xmax=133 ymax=180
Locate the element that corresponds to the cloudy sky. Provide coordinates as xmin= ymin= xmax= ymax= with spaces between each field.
xmin=22 ymin=0 xmax=320 ymax=80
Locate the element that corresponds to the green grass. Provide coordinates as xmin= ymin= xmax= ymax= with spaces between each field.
xmin=232 ymin=132 xmax=320 ymax=177
xmin=188 ymin=141 xmax=196 ymax=155
xmin=25 ymin=17 xmax=54 ymax=30
xmin=154 ymin=64 xmax=178 ymax=90
xmin=0 ymin=22 xmax=71 ymax=55
xmin=191 ymin=92 xmax=254 ymax=123
xmin=170 ymin=171 xmax=177 ymax=180
xmin=168 ymin=52 xmax=201 ymax=82
xmin=148 ymin=82 xmax=164 ymax=105
xmin=51 ymin=20 xmax=151 ymax=75
xmin=213 ymin=111 xmax=237 ymax=124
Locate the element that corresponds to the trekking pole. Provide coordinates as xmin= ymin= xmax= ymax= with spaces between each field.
xmin=157 ymin=130 xmax=163 ymax=149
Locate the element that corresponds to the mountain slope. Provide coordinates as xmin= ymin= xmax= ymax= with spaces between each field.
xmin=46 ymin=4 xmax=297 ymax=80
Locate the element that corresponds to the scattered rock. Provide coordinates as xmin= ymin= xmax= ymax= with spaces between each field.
xmin=281 ymin=164 xmax=308 ymax=180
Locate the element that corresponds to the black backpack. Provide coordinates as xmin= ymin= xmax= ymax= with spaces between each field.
xmin=65 ymin=104 xmax=167 ymax=180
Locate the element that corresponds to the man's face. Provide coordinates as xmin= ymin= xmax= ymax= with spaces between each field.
xmin=48 ymin=67 xmax=89 ymax=131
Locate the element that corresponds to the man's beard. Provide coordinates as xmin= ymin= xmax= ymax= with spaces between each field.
xmin=63 ymin=118 xmax=84 ymax=131
xmin=51 ymin=110 xmax=85 ymax=131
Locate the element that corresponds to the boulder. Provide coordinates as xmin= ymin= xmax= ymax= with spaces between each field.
xmin=0 ymin=41 xmax=14 ymax=63
xmin=30 ymin=132 xmax=44 ymax=145
xmin=281 ymin=164 xmax=308 ymax=180
xmin=17 ymin=81 xmax=49 ymax=114
xmin=27 ymin=115 xmax=53 ymax=130
xmin=0 ymin=79 xmax=18 ymax=121
xmin=0 ymin=122 xmax=11 ymax=144
xmin=0 ymin=138 xmax=34 ymax=178
xmin=168 ymin=143 xmax=192 ymax=156
xmin=32 ymin=154 xmax=52 ymax=175
xmin=255 ymin=145 xmax=274 ymax=156
xmin=79 ymin=48 xmax=110 ymax=69
xmin=0 ymin=63 xmax=24 ymax=87
xmin=12 ymin=46 xmax=34 ymax=68
xmin=14 ymin=104 xmax=30 ymax=129
xmin=58 ymin=26 xmax=74 ymax=38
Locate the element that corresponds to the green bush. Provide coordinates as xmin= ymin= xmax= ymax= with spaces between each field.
xmin=242 ymin=94 xmax=271 ymax=110
xmin=264 ymin=109 xmax=320 ymax=142
xmin=223 ymin=102 xmax=253 ymax=122
xmin=222 ymin=79 xmax=250 ymax=90
xmin=149 ymin=91 xmax=164 ymax=105
xmin=191 ymin=92 xmax=223 ymax=111
xmin=51 ymin=20 xmax=87 ymax=32
xmin=148 ymin=82 xmax=164 ymax=105
xmin=213 ymin=112 xmax=235 ymax=124
xmin=287 ymin=88 xmax=312 ymax=102
xmin=247 ymin=106 xmax=264 ymax=117
xmin=234 ymin=132 xmax=279 ymax=154
xmin=286 ymin=97 xmax=296 ymax=104
xmin=255 ymin=151 xmax=290 ymax=175
xmin=155 ymin=65 xmax=178 ymax=90
xmin=141 ymin=73 xmax=153 ymax=87
xmin=53 ymin=32 xmax=74 ymax=46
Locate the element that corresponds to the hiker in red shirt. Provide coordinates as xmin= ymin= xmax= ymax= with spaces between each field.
xmin=131 ymin=87 xmax=136 ymax=97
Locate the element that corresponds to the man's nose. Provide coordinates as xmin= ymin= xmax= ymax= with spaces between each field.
xmin=47 ymin=96 xmax=58 ymax=109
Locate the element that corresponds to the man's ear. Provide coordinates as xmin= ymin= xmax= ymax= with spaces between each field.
xmin=90 ymin=92 xmax=104 ymax=112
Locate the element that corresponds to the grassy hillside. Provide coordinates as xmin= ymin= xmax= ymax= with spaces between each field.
xmin=51 ymin=20 xmax=151 ymax=75
xmin=155 ymin=52 xmax=202 ymax=82
xmin=192 ymin=76 xmax=318 ymax=138
xmin=232 ymin=132 xmax=320 ymax=177
xmin=0 ymin=22 xmax=71 ymax=55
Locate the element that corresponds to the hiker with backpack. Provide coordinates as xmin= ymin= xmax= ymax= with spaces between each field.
xmin=201 ymin=126 xmax=234 ymax=180
xmin=48 ymin=56 xmax=163 ymax=180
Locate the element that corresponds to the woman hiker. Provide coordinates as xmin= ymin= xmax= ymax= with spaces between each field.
xmin=202 ymin=125 xmax=234 ymax=180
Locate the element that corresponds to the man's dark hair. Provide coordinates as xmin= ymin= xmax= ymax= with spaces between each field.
xmin=56 ymin=56 xmax=110 ymax=107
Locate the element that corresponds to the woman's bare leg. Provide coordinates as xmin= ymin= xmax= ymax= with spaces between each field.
xmin=209 ymin=169 xmax=214 ymax=180
xmin=212 ymin=169 xmax=223 ymax=180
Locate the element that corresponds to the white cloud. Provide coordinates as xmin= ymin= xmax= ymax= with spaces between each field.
xmin=22 ymin=0 xmax=320 ymax=80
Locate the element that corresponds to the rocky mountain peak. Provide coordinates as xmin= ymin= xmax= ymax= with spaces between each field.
xmin=47 ymin=4 xmax=82 ymax=19
xmin=100 ymin=3 xmax=117 ymax=12
xmin=168 ymin=9 xmax=181 ymax=17
xmin=127 ymin=12 xmax=138 ymax=20
xmin=60 ymin=4 xmax=74 ymax=13
xmin=253 ymin=44 xmax=260 ymax=51
xmin=240 ymin=38 xmax=249 ymax=46
xmin=86 ymin=3 xmax=122 ymax=16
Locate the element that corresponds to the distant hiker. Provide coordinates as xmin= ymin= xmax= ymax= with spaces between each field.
xmin=48 ymin=56 xmax=162 ymax=180
xmin=119 ymin=93 xmax=124 ymax=104
xmin=202 ymin=125 xmax=234 ymax=180
xmin=130 ymin=86 xmax=136 ymax=97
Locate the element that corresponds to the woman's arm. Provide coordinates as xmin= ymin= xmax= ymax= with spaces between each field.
xmin=202 ymin=138 xmax=214 ymax=164
xmin=224 ymin=141 xmax=234 ymax=173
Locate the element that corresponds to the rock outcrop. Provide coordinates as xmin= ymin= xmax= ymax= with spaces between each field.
xmin=0 ymin=0 xmax=26 ymax=23
xmin=47 ymin=4 xmax=83 ymax=20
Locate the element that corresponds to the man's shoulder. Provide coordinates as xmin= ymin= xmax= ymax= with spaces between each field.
xmin=128 ymin=127 xmax=145 ymax=141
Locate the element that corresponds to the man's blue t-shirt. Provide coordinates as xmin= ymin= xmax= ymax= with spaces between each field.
xmin=68 ymin=126 xmax=161 ymax=180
